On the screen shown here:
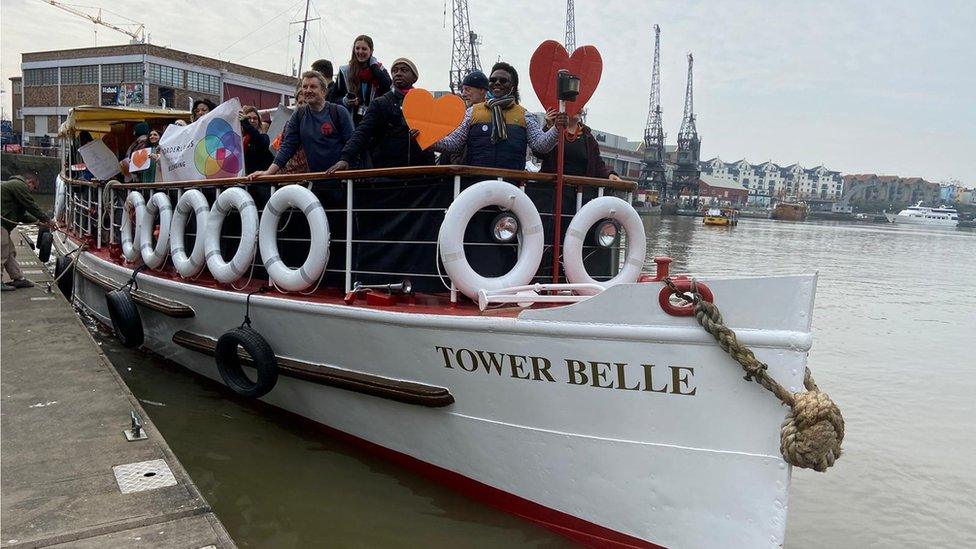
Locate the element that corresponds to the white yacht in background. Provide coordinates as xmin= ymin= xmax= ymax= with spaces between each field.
xmin=885 ymin=202 xmax=959 ymax=226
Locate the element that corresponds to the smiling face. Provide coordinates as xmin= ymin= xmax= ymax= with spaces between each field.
xmin=301 ymin=76 xmax=326 ymax=108
xmin=489 ymin=69 xmax=514 ymax=98
xmin=354 ymin=40 xmax=372 ymax=63
xmin=391 ymin=63 xmax=416 ymax=90
xmin=194 ymin=102 xmax=210 ymax=119
xmin=148 ymin=130 xmax=160 ymax=145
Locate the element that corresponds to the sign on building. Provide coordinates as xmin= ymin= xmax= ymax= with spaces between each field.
xmin=101 ymin=84 xmax=145 ymax=106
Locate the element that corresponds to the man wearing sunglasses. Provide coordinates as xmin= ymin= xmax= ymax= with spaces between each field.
xmin=435 ymin=62 xmax=564 ymax=170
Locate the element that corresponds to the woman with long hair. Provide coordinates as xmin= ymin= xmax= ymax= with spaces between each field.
xmin=327 ymin=35 xmax=392 ymax=125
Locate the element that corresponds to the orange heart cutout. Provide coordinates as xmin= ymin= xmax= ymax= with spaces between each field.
xmin=403 ymin=89 xmax=466 ymax=150
xmin=130 ymin=147 xmax=151 ymax=171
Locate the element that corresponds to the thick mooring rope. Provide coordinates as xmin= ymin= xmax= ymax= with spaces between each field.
xmin=664 ymin=278 xmax=844 ymax=472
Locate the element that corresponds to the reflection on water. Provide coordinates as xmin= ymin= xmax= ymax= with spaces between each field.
xmin=92 ymin=215 xmax=975 ymax=547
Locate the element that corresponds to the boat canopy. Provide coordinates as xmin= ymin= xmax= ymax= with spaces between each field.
xmin=58 ymin=105 xmax=191 ymax=138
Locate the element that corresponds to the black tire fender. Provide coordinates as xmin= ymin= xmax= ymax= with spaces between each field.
xmin=105 ymin=289 xmax=144 ymax=348
xmin=215 ymin=326 xmax=278 ymax=398
xmin=38 ymin=231 xmax=53 ymax=263
xmin=54 ymin=255 xmax=74 ymax=299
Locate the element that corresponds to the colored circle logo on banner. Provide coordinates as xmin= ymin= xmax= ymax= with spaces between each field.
xmin=194 ymin=118 xmax=242 ymax=178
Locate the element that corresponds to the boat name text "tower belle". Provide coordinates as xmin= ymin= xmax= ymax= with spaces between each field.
xmin=434 ymin=346 xmax=697 ymax=396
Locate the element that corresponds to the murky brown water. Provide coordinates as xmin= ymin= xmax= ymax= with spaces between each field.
xmin=78 ymin=213 xmax=975 ymax=547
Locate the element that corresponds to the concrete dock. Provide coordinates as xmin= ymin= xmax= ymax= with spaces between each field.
xmin=1 ymin=230 xmax=235 ymax=548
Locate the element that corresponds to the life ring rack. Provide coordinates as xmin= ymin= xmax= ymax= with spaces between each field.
xmin=562 ymin=196 xmax=646 ymax=295
xmin=437 ymin=180 xmax=545 ymax=302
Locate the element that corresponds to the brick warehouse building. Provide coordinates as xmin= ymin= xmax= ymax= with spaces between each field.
xmin=9 ymin=44 xmax=297 ymax=146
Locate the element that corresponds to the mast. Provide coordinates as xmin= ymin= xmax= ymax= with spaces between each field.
xmin=639 ymin=24 xmax=667 ymax=196
xmin=674 ymin=53 xmax=701 ymax=197
xmin=449 ymin=0 xmax=482 ymax=94
xmin=565 ymin=0 xmax=576 ymax=54
xmin=297 ymin=0 xmax=312 ymax=73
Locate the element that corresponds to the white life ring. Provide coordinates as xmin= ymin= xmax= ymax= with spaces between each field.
xmin=258 ymin=185 xmax=329 ymax=291
xmin=438 ymin=179 xmax=544 ymax=301
xmin=120 ymin=191 xmax=145 ymax=263
xmin=563 ymin=196 xmax=646 ymax=295
xmin=170 ymin=190 xmax=210 ymax=278
xmin=204 ymin=187 xmax=259 ymax=283
xmin=54 ymin=175 xmax=66 ymax=221
xmin=138 ymin=192 xmax=173 ymax=269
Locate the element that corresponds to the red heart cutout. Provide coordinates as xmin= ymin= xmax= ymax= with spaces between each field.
xmin=529 ymin=40 xmax=603 ymax=117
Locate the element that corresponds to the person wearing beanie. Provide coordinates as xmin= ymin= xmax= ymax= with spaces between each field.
xmin=326 ymin=57 xmax=433 ymax=172
xmin=461 ymin=70 xmax=489 ymax=107
xmin=435 ymin=61 xmax=562 ymax=171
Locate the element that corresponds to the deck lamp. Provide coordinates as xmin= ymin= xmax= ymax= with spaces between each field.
xmin=557 ymin=70 xmax=581 ymax=102
xmin=594 ymin=219 xmax=620 ymax=247
xmin=491 ymin=212 xmax=520 ymax=243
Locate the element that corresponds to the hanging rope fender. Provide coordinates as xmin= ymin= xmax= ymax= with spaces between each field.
xmin=663 ymin=277 xmax=844 ymax=472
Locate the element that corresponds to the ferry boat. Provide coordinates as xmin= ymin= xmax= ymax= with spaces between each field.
xmin=49 ymin=105 xmax=840 ymax=548
xmin=702 ymin=207 xmax=738 ymax=226
xmin=770 ymin=201 xmax=807 ymax=222
xmin=884 ymin=201 xmax=959 ymax=226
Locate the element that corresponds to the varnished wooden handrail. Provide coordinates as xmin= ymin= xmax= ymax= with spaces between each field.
xmin=65 ymin=165 xmax=636 ymax=193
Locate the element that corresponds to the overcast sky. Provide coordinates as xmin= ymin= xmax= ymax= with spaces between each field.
xmin=2 ymin=0 xmax=974 ymax=183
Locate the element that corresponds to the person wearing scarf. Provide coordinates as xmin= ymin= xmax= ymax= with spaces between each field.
xmin=434 ymin=62 xmax=560 ymax=170
xmin=327 ymin=35 xmax=393 ymax=126
xmin=326 ymin=57 xmax=434 ymax=172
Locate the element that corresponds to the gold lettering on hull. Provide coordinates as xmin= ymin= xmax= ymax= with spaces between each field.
xmin=433 ymin=347 xmax=697 ymax=396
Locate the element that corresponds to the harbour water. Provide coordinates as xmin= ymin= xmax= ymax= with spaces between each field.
xmin=83 ymin=216 xmax=975 ymax=547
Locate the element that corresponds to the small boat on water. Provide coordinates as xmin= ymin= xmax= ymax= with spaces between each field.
xmin=770 ymin=201 xmax=807 ymax=221
xmin=703 ymin=207 xmax=738 ymax=226
xmin=50 ymin=104 xmax=842 ymax=548
xmin=884 ymin=201 xmax=959 ymax=226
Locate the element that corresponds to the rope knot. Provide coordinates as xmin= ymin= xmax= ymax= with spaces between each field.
xmin=741 ymin=362 xmax=768 ymax=382
xmin=780 ymin=390 xmax=845 ymax=472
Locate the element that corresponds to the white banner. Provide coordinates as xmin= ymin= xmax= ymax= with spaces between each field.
xmin=78 ymin=139 xmax=121 ymax=180
xmin=267 ymin=105 xmax=294 ymax=154
xmin=158 ymin=98 xmax=245 ymax=182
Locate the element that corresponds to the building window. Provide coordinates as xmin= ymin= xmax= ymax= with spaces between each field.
xmin=61 ymin=66 xmax=80 ymax=85
xmin=147 ymin=63 xmax=183 ymax=88
xmin=24 ymin=69 xmax=41 ymax=86
xmin=186 ymin=70 xmax=220 ymax=95
xmin=80 ymin=65 xmax=98 ymax=84
xmin=102 ymin=64 xmax=123 ymax=83
xmin=124 ymin=63 xmax=143 ymax=82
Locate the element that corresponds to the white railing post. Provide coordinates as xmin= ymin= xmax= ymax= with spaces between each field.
xmin=86 ymin=187 xmax=92 ymax=236
xmin=576 ymin=187 xmax=583 ymax=212
xmin=450 ymin=175 xmax=460 ymax=304
xmin=96 ymin=186 xmax=102 ymax=248
xmin=345 ymin=179 xmax=354 ymax=293
xmin=109 ymin=187 xmax=115 ymax=245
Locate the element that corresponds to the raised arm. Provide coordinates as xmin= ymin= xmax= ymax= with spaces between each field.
xmin=526 ymin=114 xmax=559 ymax=154
xmin=433 ymin=107 xmax=472 ymax=154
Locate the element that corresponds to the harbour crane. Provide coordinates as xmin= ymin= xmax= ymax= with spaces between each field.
xmin=565 ymin=0 xmax=576 ymax=54
xmin=639 ymin=24 xmax=667 ymax=195
xmin=673 ymin=53 xmax=701 ymax=197
xmin=42 ymin=1 xmax=146 ymax=45
xmin=448 ymin=0 xmax=482 ymax=94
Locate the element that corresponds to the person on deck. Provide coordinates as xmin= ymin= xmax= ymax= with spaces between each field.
xmin=326 ymin=57 xmax=434 ymax=173
xmin=434 ymin=62 xmax=562 ymax=171
xmin=247 ymin=71 xmax=353 ymax=179
xmin=537 ymin=113 xmax=623 ymax=181
xmin=311 ymin=59 xmax=336 ymax=98
xmin=241 ymin=105 xmax=274 ymax=174
xmin=191 ymin=98 xmax=216 ymax=121
xmin=1 ymin=173 xmax=54 ymax=291
xmin=327 ymin=35 xmax=392 ymax=126
xmin=120 ymin=122 xmax=151 ymax=183
xmin=461 ymin=70 xmax=489 ymax=107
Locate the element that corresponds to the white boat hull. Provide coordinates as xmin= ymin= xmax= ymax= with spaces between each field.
xmin=60 ymin=235 xmax=816 ymax=548
xmin=889 ymin=214 xmax=957 ymax=226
